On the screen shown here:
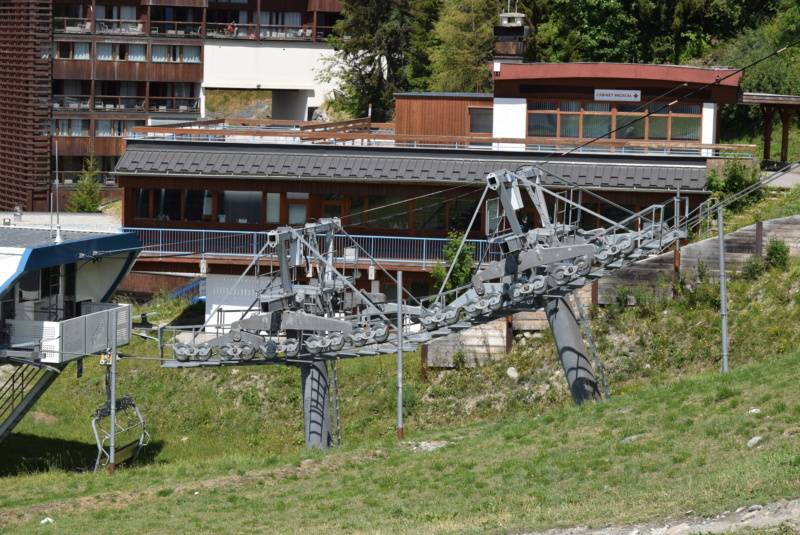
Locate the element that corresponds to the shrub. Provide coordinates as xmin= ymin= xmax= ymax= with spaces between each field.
xmin=740 ymin=256 xmax=765 ymax=281
xmin=705 ymin=158 xmax=763 ymax=211
xmin=765 ymin=237 xmax=790 ymax=271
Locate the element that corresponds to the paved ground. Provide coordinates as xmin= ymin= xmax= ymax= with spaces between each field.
xmin=764 ymin=165 xmax=800 ymax=188
xmin=0 ymin=212 xmax=121 ymax=233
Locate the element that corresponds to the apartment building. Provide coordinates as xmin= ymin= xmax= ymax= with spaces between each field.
xmin=0 ymin=0 xmax=341 ymax=211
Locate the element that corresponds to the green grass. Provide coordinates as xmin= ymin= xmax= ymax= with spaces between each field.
xmin=2 ymin=348 xmax=800 ymax=534
xmin=204 ymin=89 xmax=272 ymax=120
xmin=4 ymin=211 xmax=800 ymax=532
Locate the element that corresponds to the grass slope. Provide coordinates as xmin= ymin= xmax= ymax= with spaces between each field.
xmin=3 ymin=191 xmax=800 ymax=533
xmin=1 ymin=349 xmax=799 ymax=534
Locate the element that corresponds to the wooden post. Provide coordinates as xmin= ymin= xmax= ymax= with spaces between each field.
xmin=762 ymin=105 xmax=776 ymax=161
xmin=779 ymin=107 xmax=797 ymax=163
xmin=755 ymin=221 xmax=763 ymax=257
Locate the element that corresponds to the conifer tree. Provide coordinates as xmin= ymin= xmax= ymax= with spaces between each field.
xmin=66 ymin=155 xmax=102 ymax=213
xmin=428 ymin=0 xmax=500 ymax=93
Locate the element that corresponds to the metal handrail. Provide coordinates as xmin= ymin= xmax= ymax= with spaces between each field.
xmin=122 ymin=228 xmax=503 ymax=267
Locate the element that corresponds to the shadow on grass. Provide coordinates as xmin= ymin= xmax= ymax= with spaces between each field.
xmin=0 ymin=434 xmax=165 ymax=478
xmin=169 ymin=301 xmax=206 ymax=327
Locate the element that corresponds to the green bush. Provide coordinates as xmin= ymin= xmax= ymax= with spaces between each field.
xmin=705 ymin=158 xmax=763 ymax=211
xmin=740 ymin=256 xmax=766 ymax=281
xmin=765 ymin=237 xmax=790 ymax=271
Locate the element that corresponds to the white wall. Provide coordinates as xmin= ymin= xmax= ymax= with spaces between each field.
xmin=492 ymin=98 xmax=527 ymax=150
xmin=203 ymin=41 xmax=336 ymax=120
xmin=701 ymin=102 xmax=717 ymax=156
xmin=204 ymin=273 xmax=272 ymax=326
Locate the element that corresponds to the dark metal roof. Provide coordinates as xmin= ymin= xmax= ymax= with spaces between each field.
xmin=115 ymin=140 xmax=708 ymax=191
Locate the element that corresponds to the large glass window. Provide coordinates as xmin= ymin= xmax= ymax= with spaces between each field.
xmin=469 ymin=108 xmax=493 ymax=135
xmin=671 ymin=117 xmax=701 ymax=141
xmin=135 ymin=189 xmax=150 ymax=218
xmin=266 ymin=193 xmax=280 ymax=223
xmin=414 ymin=197 xmax=447 ymax=230
xmin=349 ymin=196 xmax=364 ymax=226
xmin=184 ymin=190 xmax=212 ymax=222
xmin=153 ymin=189 xmax=181 ymax=221
xmin=526 ymin=100 xmax=703 ymax=143
xmin=219 ymin=191 xmax=262 ymax=224
xmin=368 ymin=196 xmax=409 ymax=229
xmin=449 ymin=197 xmax=479 ymax=231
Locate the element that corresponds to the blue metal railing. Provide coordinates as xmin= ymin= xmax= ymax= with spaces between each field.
xmin=122 ymin=228 xmax=502 ymax=269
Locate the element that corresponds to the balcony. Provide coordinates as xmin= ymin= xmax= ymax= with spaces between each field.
xmin=94 ymin=95 xmax=146 ymax=111
xmin=149 ymin=97 xmax=200 ymax=113
xmin=150 ymin=21 xmax=202 ymax=38
xmin=54 ymin=17 xmax=92 ymax=34
xmin=52 ymin=95 xmax=91 ymax=110
xmin=96 ymin=18 xmax=145 ymax=35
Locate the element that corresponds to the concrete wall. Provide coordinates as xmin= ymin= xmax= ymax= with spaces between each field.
xmin=202 ymin=41 xmax=336 ymax=120
xmin=492 ymin=97 xmax=527 ymax=149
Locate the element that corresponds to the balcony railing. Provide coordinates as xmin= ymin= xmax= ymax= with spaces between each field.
xmin=94 ymin=95 xmax=146 ymax=111
xmin=52 ymin=95 xmax=91 ymax=110
xmin=54 ymin=16 xmax=334 ymax=42
xmin=123 ymin=228 xmax=502 ymax=269
xmin=149 ymin=97 xmax=200 ymax=112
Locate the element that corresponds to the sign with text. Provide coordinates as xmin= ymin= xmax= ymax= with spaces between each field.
xmin=594 ymin=89 xmax=641 ymax=102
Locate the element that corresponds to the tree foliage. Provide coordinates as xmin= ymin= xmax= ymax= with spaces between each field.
xmin=320 ymin=0 xmax=416 ymax=121
xmin=321 ymin=0 xmax=793 ymax=120
xmin=66 ymin=155 xmax=102 ymax=213
xmin=430 ymin=231 xmax=476 ymax=299
xmin=429 ymin=0 xmax=500 ymax=93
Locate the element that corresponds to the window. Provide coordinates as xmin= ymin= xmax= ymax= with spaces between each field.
xmin=583 ymin=102 xmax=611 ymax=139
xmin=469 ymin=108 xmax=493 ymax=135
xmin=219 ymin=191 xmax=262 ymax=224
xmin=414 ymin=197 xmax=447 ymax=230
xmin=152 ymin=44 xmax=201 ymax=63
xmin=56 ymin=42 xmax=90 ymax=60
xmin=486 ymin=198 xmax=501 ymax=233
xmin=367 ymin=196 xmax=409 ymax=229
xmin=184 ymin=190 xmax=212 ymax=222
xmin=526 ymin=99 xmax=703 ymax=143
xmin=52 ymin=119 xmax=89 ymax=136
xmin=266 ymin=193 xmax=280 ymax=223
xmin=153 ymin=189 xmax=181 ymax=221
xmin=135 ymin=189 xmax=150 ymax=219
xmin=95 ymin=119 xmax=145 ymax=137
xmin=128 ymin=44 xmax=145 ymax=62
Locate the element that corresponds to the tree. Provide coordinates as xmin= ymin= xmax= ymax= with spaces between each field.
xmin=319 ymin=0 xmax=416 ymax=121
xmin=66 ymin=155 xmax=102 ymax=213
xmin=428 ymin=0 xmax=500 ymax=93
xmin=431 ymin=230 xmax=476 ymax=300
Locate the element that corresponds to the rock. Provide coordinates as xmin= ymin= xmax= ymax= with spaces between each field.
xmin=747 ymin=436 xmax=762 ymax=447
xmin=748 ymin=407 xmax=760 ymax=414
xmin=747 ymin=504 xmax=763 ymax=512
xmin=665 ymin=523 xmax=690 ymax=535
xmin=741 ymin=511 xmax=758 ymax=522
xmin=621 ymin=434 xmax=644 ymax=444
xmin=507 ymin=367 xmax=519 ymax=380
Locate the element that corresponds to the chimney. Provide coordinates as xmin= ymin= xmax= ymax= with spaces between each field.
xmin=494 ymin=12 xmax=528 ymax=63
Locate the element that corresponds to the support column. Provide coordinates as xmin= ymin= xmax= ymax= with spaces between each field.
xmin=301 ymin=360 xmax=332 ymax=450
xmin=762 ymin=105 xmax=776 ymax=162
xmin=545 ymin=295 xmax=602 ymax=405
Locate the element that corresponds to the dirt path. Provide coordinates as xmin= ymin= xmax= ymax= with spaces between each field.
xmin=523 ymin=498 xmax=800 ymax=535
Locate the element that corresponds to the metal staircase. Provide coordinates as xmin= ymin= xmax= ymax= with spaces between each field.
xmin=0 ymin=363 xmax=62 ymax=444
